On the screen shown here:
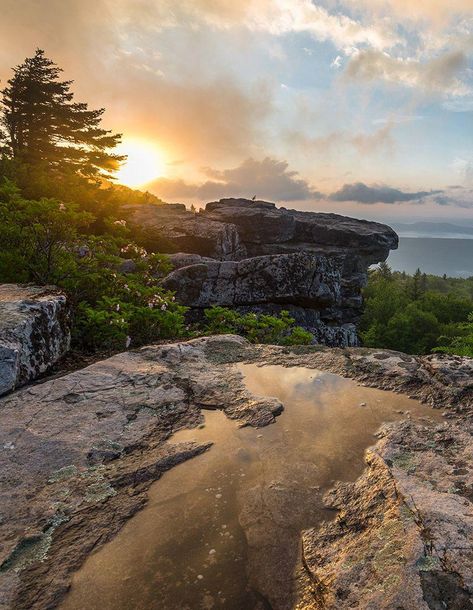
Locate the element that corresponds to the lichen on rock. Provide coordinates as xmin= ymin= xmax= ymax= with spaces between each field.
xmin=0 ymin=284 xmax=71 ymax=395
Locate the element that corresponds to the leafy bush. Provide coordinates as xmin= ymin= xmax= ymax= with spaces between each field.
xmin=434 ymin=313 xmax=473 ymax=357
xmin=0 ymin=179 xmax=93 ymax=284
xmin=203 ymin=306 xmax=313 ymax=345
xmin=74 ymin=295 xmax=187 ymax=352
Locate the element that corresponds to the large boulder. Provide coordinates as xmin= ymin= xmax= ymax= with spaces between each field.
xmin=0 ymin=284 xmax=71 ymax=395
xmin=163 ymin=252 xmax=343 ymax=309
xmin=126 ymin=198 xmax=398 ymax=347
xmin=125 ymin=198 xmax=397 ymax=265
xmin=123 ymin=203 xmax=246 ymax=260
xmin=163 ymin=250 xmax=365 ymax=345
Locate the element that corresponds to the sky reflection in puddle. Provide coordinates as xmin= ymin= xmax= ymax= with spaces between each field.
xmin=62 ymin=364 xmax=442 ymax=610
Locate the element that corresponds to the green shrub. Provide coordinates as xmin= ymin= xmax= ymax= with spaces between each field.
xmin=203 ymin=306 xmax=313 ymax=345
xmin=73 ymin=295 xmax=187 ymax=352
xmin=0 ymin=179 xmax=93 ymax=284
xmin=434 ymin=313 xmax=473 ymax=357
xmin=360 ymin=264 xmax=473 ymax=355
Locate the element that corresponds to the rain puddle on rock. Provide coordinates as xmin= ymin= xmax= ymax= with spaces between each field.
xmin=61 ymin=364 xmax=443 ymax=610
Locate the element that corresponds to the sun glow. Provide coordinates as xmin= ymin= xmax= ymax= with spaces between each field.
xmin=116 ymin=139 xmax=165 ymax=188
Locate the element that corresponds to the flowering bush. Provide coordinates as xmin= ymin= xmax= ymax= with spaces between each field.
xmin=74 ymin=295 xmax=187 ymax=352
xmin=0 ymin=180 xmax=187 ymax=352
xmin=63 ymin=245 xmax=185 ymax=351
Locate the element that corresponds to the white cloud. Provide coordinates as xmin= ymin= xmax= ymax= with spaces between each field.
xmin=152 ymin=0 xmax=400 ymax=52
xmin=345 ymin=48 xmax=470 ymax=96
xmin=284 ymin=124 xmax=393 ymax=156
xmin=148 ymin=157 xmax=323 ymax=202
xmin=451 ymin=156 xmax=473 ymax=184
xmin=343 ymin=0 xmax=473 ymax=25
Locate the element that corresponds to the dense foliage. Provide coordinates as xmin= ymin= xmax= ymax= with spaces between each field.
xmin=0 ymin=179 xmax=187 ymax=351
xmin=360 ymin=263 xmax=473 ymax=356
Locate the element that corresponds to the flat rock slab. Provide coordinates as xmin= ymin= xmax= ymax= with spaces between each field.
xmin=0 ymin=335 xmax=471 ymax=609
xmin=0 ymin=336 xmax=281 ymax=609
xmin=0 ymin=284 xmax=70 ymax=395
xmin=204 ymin=198 xmax=398 ymax=262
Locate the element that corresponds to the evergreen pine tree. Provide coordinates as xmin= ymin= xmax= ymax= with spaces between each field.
xmin=410 ymin=268 xmax=423 ymax=300
xmin=0 ymin=49 xmax=125 ymax=180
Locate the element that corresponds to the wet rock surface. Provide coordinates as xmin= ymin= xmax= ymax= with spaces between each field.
xmin=0 ymin=335 xmax=472 ymax=609
xmin=0 ymin=336 xmax=280 ymax=609
xmin=125 ymin=199 xmax=398 ymax=346
xmin=0 ymin=285 xmax=71 ymax=395
xmin=301 ymin=420 xmax=473 ymax=610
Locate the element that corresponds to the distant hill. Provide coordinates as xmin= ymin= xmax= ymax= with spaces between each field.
xmin=391 ymin=221 xmax=473 ymax=239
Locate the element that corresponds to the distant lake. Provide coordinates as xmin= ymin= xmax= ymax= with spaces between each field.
xmin=387 ymin=237 xmax=473 ymax=278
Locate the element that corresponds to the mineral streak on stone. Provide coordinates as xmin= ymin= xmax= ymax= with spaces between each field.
xmin=125 ymin=198 xmax=398 ymax=346
xmin=0 ymin=284 xmax=71 ymax=395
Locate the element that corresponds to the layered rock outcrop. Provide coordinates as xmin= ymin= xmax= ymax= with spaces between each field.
xmin=125 ymin=198 xmax=398 ymax=346
xmin=0 ymin=285 xmax=70 ymax=395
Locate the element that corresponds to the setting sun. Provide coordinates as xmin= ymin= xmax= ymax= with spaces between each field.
xmin=116 ymin=139 xmax=165 ymax=188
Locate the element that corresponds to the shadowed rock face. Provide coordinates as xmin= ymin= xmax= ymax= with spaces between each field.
xmin=204 ymin=198 xmax=398 ymax=264
xmin=0 ymin=284 xmax=71 ymax=395
xmin=125 ymin=198 xmax=399 ymax=346
xmin=163 ymin=252 xmax=343 ymax=309
xmin=123 ymin=201 xmax=245 ymax=260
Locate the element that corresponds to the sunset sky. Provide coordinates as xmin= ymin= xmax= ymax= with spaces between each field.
xmin=1 ymin=0 xmax=473 ymax=222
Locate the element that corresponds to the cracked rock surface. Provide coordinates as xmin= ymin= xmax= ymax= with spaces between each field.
xmin=0 ymin=335 xmax=472 ymax=609
xmin=301 ymin=419 xmax=473 ymax=609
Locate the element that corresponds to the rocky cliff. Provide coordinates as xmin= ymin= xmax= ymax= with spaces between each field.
xmin=125 ymin=198 xmax=398 ymax=346
xmin=0 ymin=285 xmax=71 ymax=395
